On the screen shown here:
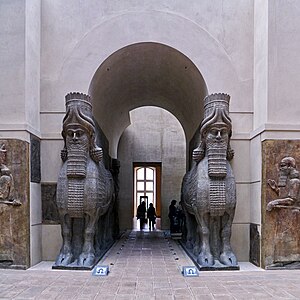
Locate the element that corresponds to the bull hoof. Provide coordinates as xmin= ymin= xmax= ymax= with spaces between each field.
xmin=197 ymin=251 xmax=214 ymax=267
xmin=186 ymin=240 xmax=193 ymax=250
xmin=55 ymin=252 xmax=73 ymax=266
xmin=78 ymin=252 xmax=95 ymax=267
xmin=220 ymin=251 xmax=237 ymax=266
xmin=193 ymin=245 xmax=200 ymax=256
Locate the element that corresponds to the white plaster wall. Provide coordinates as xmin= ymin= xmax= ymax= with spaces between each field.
xmin=253 ymin=0 xmax=300 ymax=132
xmin=267 ymin=1 xmax=300 ymax=126
xmin=30 ymin=182 xmax=42 ymax=266
xmin=0 ymin=0 xmax=42 ymax=267
xmin=42 ymin=225 xmax=62 ymax=261
xmin=40 ymin=0 xmax=254 ymax=137
xmin=25 ymin=0 xmax=41 ymax=132
xmin=118 ymin=107 xmax=186 ymax=230
xmin=253 ymin=0 xmax=268 ymax=130
xmin=0 ymin=0 xmax=26 ymax=129
xmin=0 ymin=0 xmax=41 ymax=138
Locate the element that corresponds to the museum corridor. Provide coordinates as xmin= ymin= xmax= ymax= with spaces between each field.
xmin=1 ymin=230 xmax=300 ymax=299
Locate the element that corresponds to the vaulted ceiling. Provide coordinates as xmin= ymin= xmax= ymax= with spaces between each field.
xmin=89 ymin=42 xmax=207 ymax=157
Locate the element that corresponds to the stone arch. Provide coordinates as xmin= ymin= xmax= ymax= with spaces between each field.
xmin=89 ymin=42 xmax=207 ymax=157
xmin=56 ymin=11 xmax=240 ymax=156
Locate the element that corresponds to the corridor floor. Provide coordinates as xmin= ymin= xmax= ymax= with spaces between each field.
xmin=1 ymin=230 xmax=300 ymax=299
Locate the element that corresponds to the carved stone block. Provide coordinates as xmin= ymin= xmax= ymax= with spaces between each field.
xmin=262 ymin=140 xmax=300 ymax=269
xmin=30 ymin=134 xmax=41 ymax=183
xmin=42 ymin=183 xmax=59 ymax=223
xmin=0 ymin=139 xmax=30 ymax=269
xmin=250 ymin=223 xmax=260 ymax=267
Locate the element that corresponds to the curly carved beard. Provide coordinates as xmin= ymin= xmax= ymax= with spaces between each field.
xmin=206 ymin=140 xmax=227 ymax=178
xmin=66 ymin=143 xmax=88 ymax=178
xmin=278 ymin=173 xmax=288 ymax=187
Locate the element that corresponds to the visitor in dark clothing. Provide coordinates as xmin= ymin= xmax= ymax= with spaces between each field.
xmin=147 ymin=203 xmax=156 ymax=230
xmin=137 ymin=201 xmax=146 ymax=230
xmin=168 ymin=199 xmax=177 ymax=233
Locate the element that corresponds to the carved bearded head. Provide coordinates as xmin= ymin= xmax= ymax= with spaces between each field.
xmin=278 ymin=156 xmax=298 ymax=187
xmin=196 ymin=93 xmax=233 ymax=178
xmin=62 ymin=93 xmax=101 ymax=178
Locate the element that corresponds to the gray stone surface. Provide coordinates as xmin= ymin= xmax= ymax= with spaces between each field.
xmin=181 ymin=93 xmax=238 ymax=270
xmin=42 ymin=183 xmax=59 ymax=224
xmin=30 ymin=135 xmax=41 ymax=183
xmin=249 ymin=223 xmax=260 ymax=267
xmin=54 ymin=92 xmax=116 ymax=269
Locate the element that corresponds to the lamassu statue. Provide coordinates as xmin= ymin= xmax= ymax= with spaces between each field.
xmin=54 ymin=92 xmax=115 ymax=268
xmin=181 ymin=93 xmax=238 ymax=269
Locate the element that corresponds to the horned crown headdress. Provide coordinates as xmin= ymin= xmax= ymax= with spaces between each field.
xmin=62 ymin=92 xmax=95 ymax=137
xmin=200 ymin=93 xmax=232 ymax=137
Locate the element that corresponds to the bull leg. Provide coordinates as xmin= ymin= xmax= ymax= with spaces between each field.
xmin=55 ymin=213 xmax=73 ymax=266
xmin=185 ymin=211 xmax=195 ymax=250
xmin=78 ymin=209 xmax=100 ymax=267
xmin=219 ymin=211 xmax=237 ymax=266
xmin=193 ymin=210 xmax=214 ymax=267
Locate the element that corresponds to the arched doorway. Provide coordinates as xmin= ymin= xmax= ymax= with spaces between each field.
xmin=133 ymin=163 xmax=161 ymax=230
xmin=88 ymin=42 xmax=207 ymax=158
xmin=88 ymin=42 xmax=207 ymax=230
xmin=118 ymin=106 xmax=185 ymax=230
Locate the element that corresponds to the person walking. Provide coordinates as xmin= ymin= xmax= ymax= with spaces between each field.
xmin=168 ymin=200 xmax=177 ymax=233
xmin=147 ymin=203 xmax=156 ymax=230
xmin=137 ymin=201 xmax=146 ymax=230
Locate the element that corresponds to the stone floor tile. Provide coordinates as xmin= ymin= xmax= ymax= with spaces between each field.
xmin=13 ymin=286 xmax=47 ymax=299
xmin=194 ymin=294 xmax=214 ymax=300
xmin=191 ymin=287 xmax=211 ymax=295
xmin=154 ymin=287 xmax=173 ymax=296
xmin=94 ymin=294 xmax=116 ymax=300
xmin=154 ymin=295 xmax=174 ymax=300
xmin=213 ymin=294 xmax=235 ymax=300
xmin=281 ymin=289 xmax=300 ymax=298
xmin=2 ymin=231 xmax=300 ymax=300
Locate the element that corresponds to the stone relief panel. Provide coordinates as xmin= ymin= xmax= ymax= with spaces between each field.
xmin=262 ymin=140 xmax=300 ymax=269
xmin=249 ymin=223 xmax=260 ymax=267
xmin=0 ymin=140 xmax=29 ymax=269
xmin=0 ymin=144 xmax=15 ymax=204
xmin=41 ymin=183 xmax=59 ymax=223
xmin=30 ymin=135 xmax=41 ymax=183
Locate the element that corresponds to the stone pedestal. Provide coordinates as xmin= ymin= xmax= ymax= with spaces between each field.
xmin=0 ymin=139 xmax=30 ymax=269
xmin=262 ymin=140 xmax=300 ymax=269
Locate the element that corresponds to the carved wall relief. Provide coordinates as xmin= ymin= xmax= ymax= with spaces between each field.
xmin=267 ymin=157 xmax=300 ymax=212
xmin=262 ymin=140 xmax=300 ymax=269
xmin=0 ymin=140 xmax=29 ymax=269
xmin=181 ymin=93 xmax=238 ymax=270
xmin=30 ymin=135 xmax=41 ymax=183
xmin=42 ymin=183 xmax=59 ymax=223
xmin=0 ymin=144 xmax=21 ymax=206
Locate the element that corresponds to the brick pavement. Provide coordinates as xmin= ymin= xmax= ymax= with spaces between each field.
xmin=0 ymin=230 xmax=300 ymax=299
